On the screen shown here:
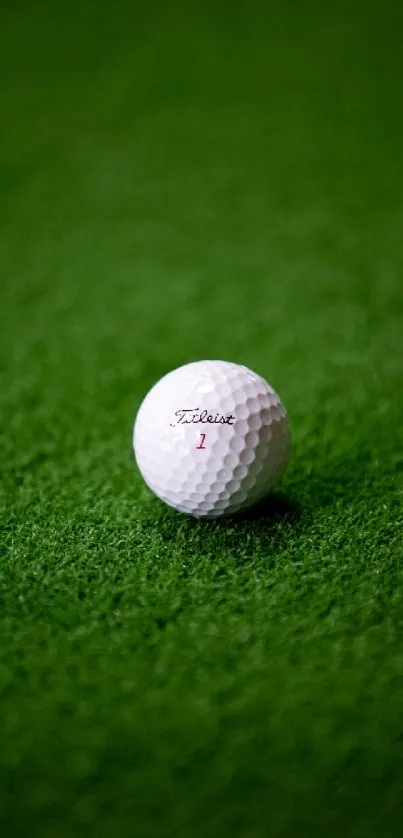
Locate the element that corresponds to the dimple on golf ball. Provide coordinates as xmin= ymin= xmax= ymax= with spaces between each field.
xmin=133 ymin=360 xmax=291 ymax=518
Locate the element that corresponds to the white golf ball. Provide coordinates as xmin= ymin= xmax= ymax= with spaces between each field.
xmin=133 ymin=360 xmax=291 ymax=518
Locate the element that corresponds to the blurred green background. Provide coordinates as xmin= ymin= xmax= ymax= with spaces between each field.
xmin=1 ymin=1 xmax=403 ymax=836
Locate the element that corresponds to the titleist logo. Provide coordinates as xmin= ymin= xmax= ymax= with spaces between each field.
xmin=170 ymin=409 xmax=235 ymax=427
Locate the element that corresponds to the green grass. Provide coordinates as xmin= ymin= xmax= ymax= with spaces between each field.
xmin=1 ymin=1 xmax=403 ymax=835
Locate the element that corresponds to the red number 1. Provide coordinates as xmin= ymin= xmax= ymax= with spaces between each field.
xmin=196 ymin=433 xmax=206 ymax=449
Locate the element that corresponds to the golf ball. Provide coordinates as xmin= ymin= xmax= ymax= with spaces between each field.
xmin=133 ymin=360 xmax=290 ymax=518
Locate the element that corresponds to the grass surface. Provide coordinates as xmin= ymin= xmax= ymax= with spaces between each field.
xmin=1 ymin=1 xmax=403 ymax=836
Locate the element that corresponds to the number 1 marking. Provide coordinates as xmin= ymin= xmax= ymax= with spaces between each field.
xmin=196 ymin=433 xmax=206 ymax=449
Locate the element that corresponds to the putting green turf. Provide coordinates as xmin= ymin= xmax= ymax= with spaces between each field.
xmin=1 ymin=1 xmax=403 ymax=835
